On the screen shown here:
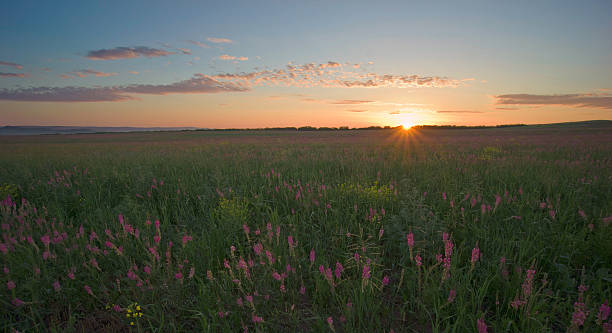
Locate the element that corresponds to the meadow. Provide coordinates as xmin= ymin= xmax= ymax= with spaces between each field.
xmin=1 ymin=125 xmax=611 ymax=332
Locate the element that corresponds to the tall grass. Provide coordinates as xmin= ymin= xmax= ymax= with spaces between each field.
xmin=1 ymin=128 xmax=610 ymax=331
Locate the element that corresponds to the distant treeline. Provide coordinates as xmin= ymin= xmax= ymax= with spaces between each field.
xmin=196 ymin=124 xmax=528 ymax=131
xmin=413 ymin=124 xmax=527 ymax=130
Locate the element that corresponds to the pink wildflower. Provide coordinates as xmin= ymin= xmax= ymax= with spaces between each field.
xmin=522 ymin=269 xmax=536 ymax=297
xmin=382 ymin=275 xmax=390 ymax=286
xmin=406 ymin=232 xmax=414 ymax=248
xmin=12 ymin=298 xmax=24 ymax=307
xmin=471 ymin=246 xmax=480 ymax=263
xmin=182 ymin=234 xmax=192 ymax=246
xmin=252 ymin=314 xmax=264 ymax=323
xmin=335 ymin=262 xmax=344 ymax=279
xmin=265 ymin=250 xmax=274 ymax=264
xmin=598 ymin=300 xmax=610 ymax=322
xmin=299 ymin=285 xmax=306 ymax=295
xmin=288 ymin=235 xmax=295 ymax=248
xmin=415 ymin=254 xmax=422 ymax=267
xmin=84 ymin=285 xmax=93 ymax=296
xmin=511 ymin=297 xmax=526 ymax=309
xmin=325 ymin=267 xmax=333 ymax=281
xmin=52 ymin=280 xmax=61 ymax=292
xmin=7 ymin=280 xmax=15 ymax=290
xmin=477 ymin=318 xmax=487 ymax=333
xmin=362 ymin=265 xmax=370 ymax=280
xmin=572 ymin=301 xmax=588 ymax=328
xmin=40 ymin=234 xmax=50 ymax=246
xmin=309 ymin=248 xmax=315 ymax=264
xmin=253 ymin=243 xmax=263 ymax=256
xmin=448 ymin=289 xmax=456 ymax=303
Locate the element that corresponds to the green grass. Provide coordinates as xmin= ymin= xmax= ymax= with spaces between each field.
xmin=0 ymin=127 xmax=611 ymax=332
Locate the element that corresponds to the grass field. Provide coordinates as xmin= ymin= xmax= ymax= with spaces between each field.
xmin=1 ymin=125 xmax=611 ymax=332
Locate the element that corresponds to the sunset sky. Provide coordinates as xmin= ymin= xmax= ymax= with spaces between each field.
xmin=1 ymin=1 xmax=611 ymax=128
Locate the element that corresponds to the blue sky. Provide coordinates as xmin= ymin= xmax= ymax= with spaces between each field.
xmin=1 ymin=0 xmax=611 ymax=127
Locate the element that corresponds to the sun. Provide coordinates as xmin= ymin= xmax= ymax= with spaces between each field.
xmin=401 ymin=122 xmax=414 ymax=130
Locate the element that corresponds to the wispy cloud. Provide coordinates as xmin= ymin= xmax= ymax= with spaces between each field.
xmin=436 ymin=110 xmax=484 ymax=113
xmin=177 ymin=48 xmax=192 ymax=55
xmin=495 ymin=93 xmax=612 ymax=110
xmin=207 ymin=37 xmax=233 ymax=44
xmin=495 ymin=107 xmax=518 ymax=110
xmin=330 ymin=100 xmax=374 ymax=105
xmin=0 ymin=74 xmax=248 ymax=102
xmin=218 ymin=54 xmax=248 ymax=61
xmin=0 ymin=61 xmax=23 ymax=69
xmin=60 ymin=69 xmax=117 ymax=79
xmin=210 ymin=61 xmax=462 ymax=89
xmin=0 ymin=61 xmax=464 ymax=102
xmin=75 ymin=69 xmax=117 ymax=78
xmin=346 ymin=109 xmax=367 ymax=112
xmin=0 ymin=72 xmax=26 ymax=78
xmin=86 ymin=46 xmax=175 ymax=60
xmin=187 ymin=40 xmax=209 ymax=48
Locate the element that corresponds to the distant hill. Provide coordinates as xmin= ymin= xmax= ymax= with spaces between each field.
xmin=528 ymin=120 xmax=612 ymax=128
xmin=0 ymin=126 xmax=201 ymax=135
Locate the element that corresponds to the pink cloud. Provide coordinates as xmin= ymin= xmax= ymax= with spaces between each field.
xmin=207 ymin=37 xmax=233 ymax=44
xmin=0 ymin=61 xmax=23 ymax=69
xmin=0 ymin=74 xmax=248 ymax=102
xmin=86 ymin=46 xmax=175 ymax=60
xmin=187 ymin=40 xmax=209 ymax=48
xmin=0 ymin=61 xmax=464 ymax=102
xmin=209 ymin=62 xmax=462 ymax=89
xmin=62 ymin=69 xmax=117 ymax=78
xmin=218 ymin=54 xmax=248 ymax=61
xmin=0 ymin=72 xmax=26 ymax=78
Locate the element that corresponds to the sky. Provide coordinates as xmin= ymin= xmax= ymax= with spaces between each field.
xmin=1 ymin=0 xmax=611 ymax=128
